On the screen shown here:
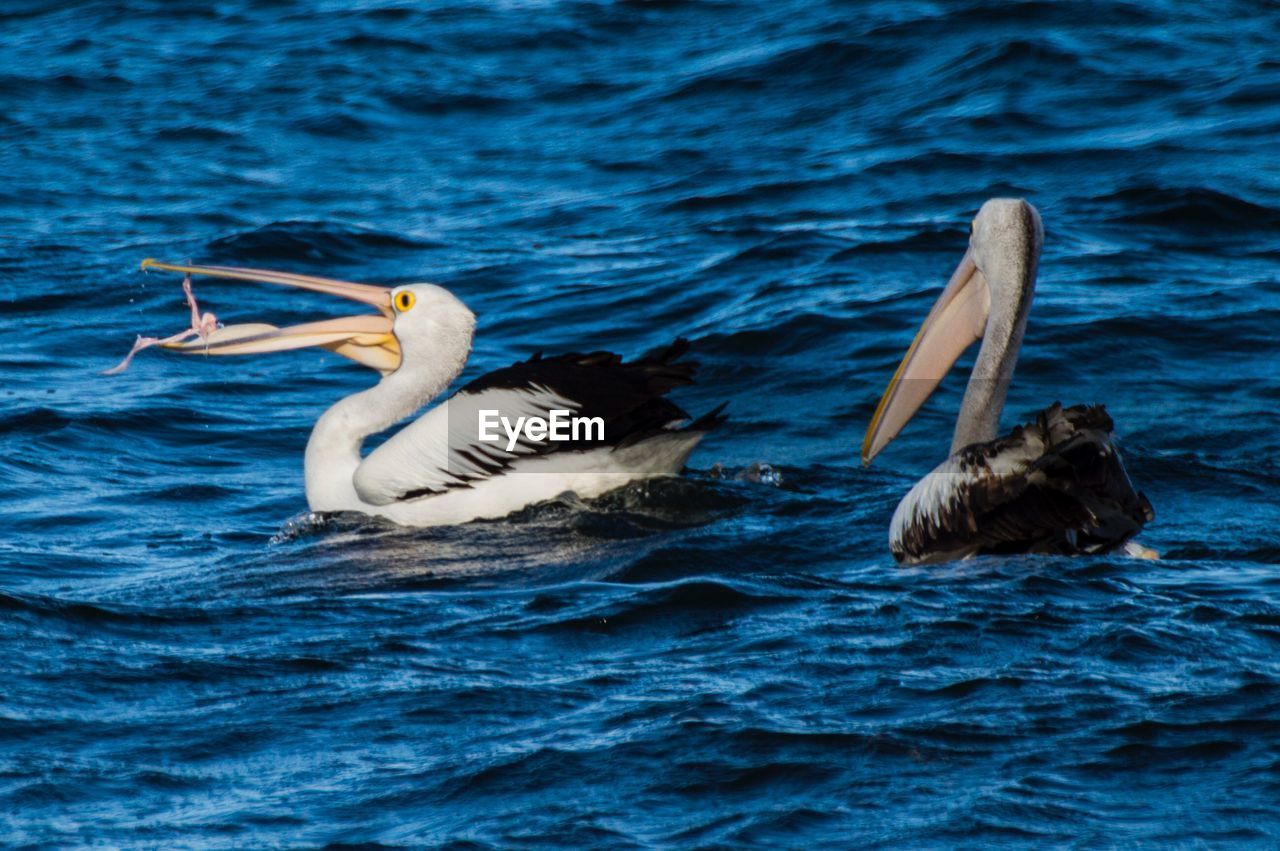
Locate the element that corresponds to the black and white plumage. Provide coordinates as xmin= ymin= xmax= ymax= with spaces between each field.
xmin=862 ymin=200 xmax=1154 ymax=565
xmin=132 ymin=260 xmax=724 ymax=526
xmin=356 ymin=341 xmax=727 ymax=506
xmin=889 ymin=403 xmax=1153 ymax=564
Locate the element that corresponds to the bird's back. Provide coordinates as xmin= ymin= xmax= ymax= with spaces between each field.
xmin=890 ymin=403 xmax=1154 ymax=565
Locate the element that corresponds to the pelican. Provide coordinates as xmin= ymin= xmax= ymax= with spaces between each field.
xmin=117 ymin=260 xmax=726 ymax=526
xmin=861 ymin=199 xmax=1154 ymax=565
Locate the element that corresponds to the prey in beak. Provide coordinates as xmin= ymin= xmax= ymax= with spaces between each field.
xmin=103 ymin=274 xmax=220 ymax=375
xmin=106 ymin=259 xmax=402 ymax=376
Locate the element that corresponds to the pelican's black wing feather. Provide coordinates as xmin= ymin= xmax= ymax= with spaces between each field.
xmin=892 ymin=403 xmax=1154 ymax=563
xmin=354 ymin=338 xmax=726 ymax=504
xmin=459 ymin=338 xmax=705 ymax=452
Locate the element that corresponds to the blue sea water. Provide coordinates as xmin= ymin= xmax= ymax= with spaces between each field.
xmin=3 ymin=0 xmax=1280 ymax=846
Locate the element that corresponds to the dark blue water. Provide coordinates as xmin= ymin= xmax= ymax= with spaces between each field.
xmin=4 ymin=1 xmax=1280 ymax=846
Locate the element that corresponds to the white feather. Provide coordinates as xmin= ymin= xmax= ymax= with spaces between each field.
xmin=353 ymin=385 xmax=579 ymax=505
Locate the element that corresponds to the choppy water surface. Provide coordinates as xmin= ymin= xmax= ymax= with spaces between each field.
xmin=3 ymin=1 xmax=1280 ymax=846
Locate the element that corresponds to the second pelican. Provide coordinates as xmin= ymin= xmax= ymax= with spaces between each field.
xmin=861 ymin=199 xmax=1154 ymax=564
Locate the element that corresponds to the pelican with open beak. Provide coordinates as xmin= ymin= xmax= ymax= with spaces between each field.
xmin=861 ymin=199 xmax=1154 ymax=565
xmin=114 ymin=260 xmax=725 ymax=527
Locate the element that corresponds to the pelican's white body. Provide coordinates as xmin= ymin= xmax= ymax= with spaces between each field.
xmin=308 ymin=408 xmax=703 ymax=526
xmin=301 ymin=283 xmax=704 ymax=526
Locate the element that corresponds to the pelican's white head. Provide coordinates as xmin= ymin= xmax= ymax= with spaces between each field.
xmin=385 ymin=282 xmax=476 ymax=384
xmin=968 ymin=198 xmax=1042 ymax=324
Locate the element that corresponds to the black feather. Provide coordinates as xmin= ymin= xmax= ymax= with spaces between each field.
xmin=392 ymin=338 xmax=726 ymax=502
xmin=458 ymin=336 xmax=716 ymax=453
xmin=893 ymin=403 xmax=1153 ymax=564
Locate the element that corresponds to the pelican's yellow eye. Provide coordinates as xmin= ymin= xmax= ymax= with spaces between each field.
xmin=394 ymin=290 xmax=416 ymax=313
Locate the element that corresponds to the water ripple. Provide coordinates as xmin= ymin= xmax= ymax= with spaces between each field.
xmin=2 ymin=0 xmax=1278 ymax=846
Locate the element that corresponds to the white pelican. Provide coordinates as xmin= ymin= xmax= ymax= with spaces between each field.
xmin=861 ymin=199 xmax=1154 ymax=565
xmin=117 ymin=260 xmax=726 ymax=526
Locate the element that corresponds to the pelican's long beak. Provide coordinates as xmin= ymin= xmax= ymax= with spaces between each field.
xmin=141 ymin=259 xmax=402 ymax=374
xmin=861 ymin=247 xmax=991 ymax=464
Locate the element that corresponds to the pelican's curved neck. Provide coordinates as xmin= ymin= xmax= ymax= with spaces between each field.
xmin=950 ymin=259 xmax=1037 ymax=455
xmin=303 ymin=356 xmax=466 ymax=511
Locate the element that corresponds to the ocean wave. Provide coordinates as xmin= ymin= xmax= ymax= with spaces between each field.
xmin=5 ymin=0 xmax=1280 ymax=844
xmin=1099 ymin=186 xmax=1280 ymax=233
xmin=205 ymin=220 xmax=436 ymax=264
